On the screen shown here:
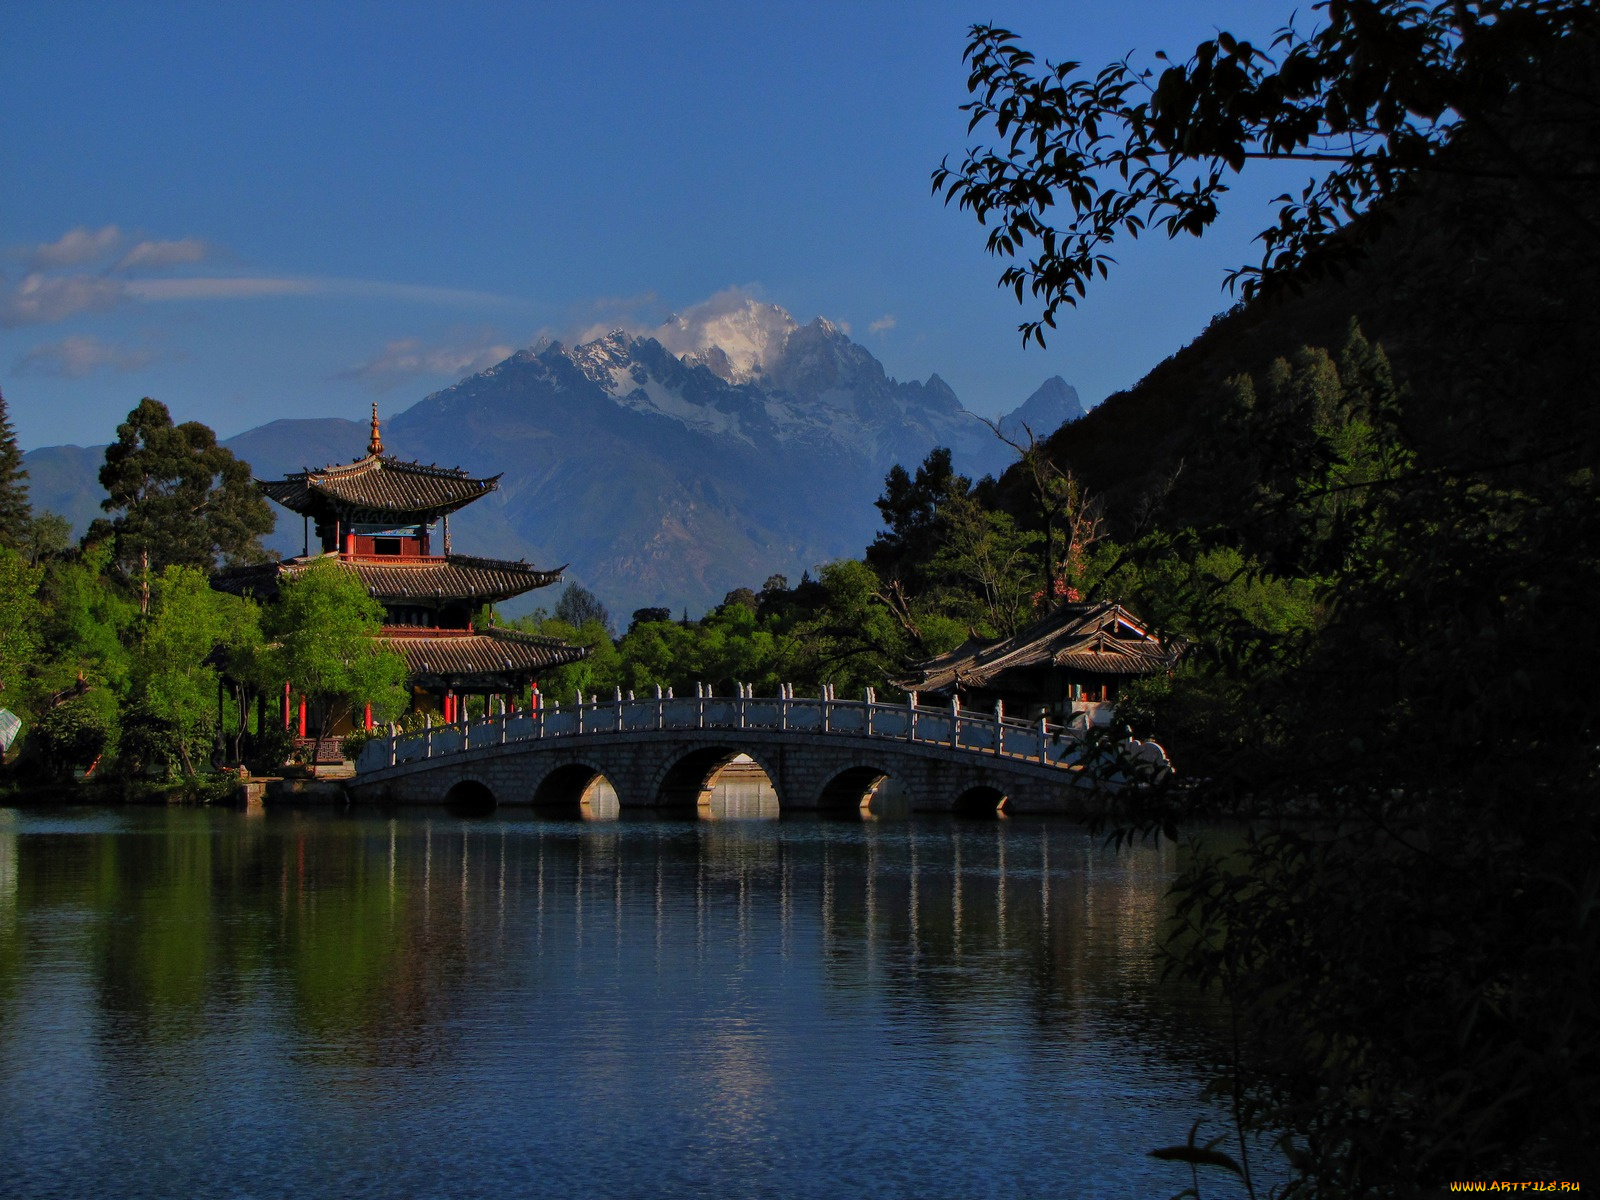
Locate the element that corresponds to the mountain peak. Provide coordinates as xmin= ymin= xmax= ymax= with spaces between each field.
xmin=655 ymin=291 xmax=797 ymax=384
xmin=999 ymin=376 xmax=1086 ymax=443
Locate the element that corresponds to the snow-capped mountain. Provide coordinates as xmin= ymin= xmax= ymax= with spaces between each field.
xmin=25 ymin=299 xmax=1086 ymax=617
xmin=537 ymin=296 xmax=1068 ymax=478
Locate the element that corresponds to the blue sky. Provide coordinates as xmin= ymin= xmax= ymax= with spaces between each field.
xmin=3 ymin=1 xmax=1303 ymax=451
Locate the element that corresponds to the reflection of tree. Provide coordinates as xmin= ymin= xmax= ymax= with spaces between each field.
xmin=85 ymin=813 xmax=222 ymax=1037
xmin=0 ymin=824 xmax=18 ymax=1012
xmin=3 ymin=811 xmax=1225 ymax=1097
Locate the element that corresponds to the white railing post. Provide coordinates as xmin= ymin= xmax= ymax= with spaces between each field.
xmin=1038 ymin=716 xmax=1048 ymax=764
xmin=822 ymin=683 xmax=831 ymax=734
xmin=780 ymin=683 xmax=789 ymax=732
xmin=656 ymin=684 xmax=664 ymax=730
xmin=908 ymin=691 xmax=918 ymax=742
xmin=615 ymin=687 xmax=623 ymax=732
xmin=951 ymin=694 xmax=960 ymax=748
xmin=864 ymin=686 xmax=875 ymax=736
xmin=739 ymin=682 xmax=747 ymax=730
xmin=994 ymin=699 xmax=1004 ymax=756
xmin=697 ymin=683 xmax=706 ymax=730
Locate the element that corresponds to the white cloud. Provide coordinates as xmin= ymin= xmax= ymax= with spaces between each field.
xmin=0 ymin=272 xmax=126 ymax=325
xmin=322 ymin=277 xmax=522 ymax=307
xmin=114 ymin=237 xmax=210 ymax=272
xmin=868 ymin=314 xmax=896 ymax=335
xmin=6 ymin=220 xmax=526 ymax=326
xmin=124 ymin=276 xmax=317 ymax=300
xmin=27 ymin=225 xmax=122 ymax=270
xmin=339 ymin=333 xmax=516 ymax=391
xmin=653 ymin=285 xmax=797 ymax=382
xmin=15 ymin=334 xmax=155 ymax=378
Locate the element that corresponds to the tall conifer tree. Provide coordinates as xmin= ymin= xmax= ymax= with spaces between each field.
xmin=0 ymin=389 xmax=31 ymax=551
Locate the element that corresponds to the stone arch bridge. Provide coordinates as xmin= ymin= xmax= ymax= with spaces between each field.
xmin=350 ymin=688 xmax=1168 ymax=816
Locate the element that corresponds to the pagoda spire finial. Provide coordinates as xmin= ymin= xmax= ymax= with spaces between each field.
xmin=368 ymin=402 xmax=384 ymax=456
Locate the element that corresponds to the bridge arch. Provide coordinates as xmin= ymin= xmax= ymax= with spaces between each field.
xmin=444 ymin=777 xmax=497 ymax=816
xmin=952 ymin=783 xmax=1008 ymax=818
xmin=652 ymin=745 xmax=782 ymax=814
xmin=530 ymin=760 xmax=622 ymax=818
xmin=813 ymin=762 xmax=915 ymax=814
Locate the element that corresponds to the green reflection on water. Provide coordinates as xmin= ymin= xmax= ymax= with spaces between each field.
xmin=0 ymin=808 xmax=1216 ymax=1065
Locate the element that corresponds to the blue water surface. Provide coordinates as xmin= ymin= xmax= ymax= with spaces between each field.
xmin=0 ymin=807 xmax=1243 ymax=1198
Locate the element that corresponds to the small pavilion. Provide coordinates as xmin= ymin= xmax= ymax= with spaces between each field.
xmin=213 ymin=406 xmax=586 ymax=739
xmin=893 ymin=600 xmax=1181 ymax=723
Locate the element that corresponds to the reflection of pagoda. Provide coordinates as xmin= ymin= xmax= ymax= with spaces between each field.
xmin=214 ymin=406 xmax=585 ymax=731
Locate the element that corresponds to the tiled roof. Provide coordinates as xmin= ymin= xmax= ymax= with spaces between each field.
xmin=381 ymin=628 xmax=588 ymax=685
xmin=258 ymin=453 xmax=499 ymax=519
xmin=211 ymin=553 xmax=564 ymax=605
xmin=893 ymin=601 xmax=1183 ymax=693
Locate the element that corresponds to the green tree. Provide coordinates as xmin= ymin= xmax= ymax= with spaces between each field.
xmin=553 ymin=582 xmax=613 ymax=636
xmin=95 ymin=398 xmax=274 ymax=612
xmin=129 ymin=566 xmax=261 ymax=777
xmin=0 ymin=389 xmax=29 ymax=552
xmin=262 ymin=560 xmax=408 ymax=752
xmin=0 ymin=546 xmax=42 ymax=715
xmin=628 ymin=606 xmax=671 ymax=631
xmin=507 ymin=613 xmax=622 ymax=703
xmin=866 ymin=447 xmax=971 ymax=587
xmin=934 ymin=2 xmax=1598 ymax=342
xmin=27 ymin=696 xmax=115 ymax=779
xmin=792 ymin=560 xmax=942 ymax=692
xmin=927 ymin=495 xmax=1040 ymax=637
xmin=20 ymin=511 xmax=71 ymax=566
xmin=34 ymin=541 xmax=136 ymax=707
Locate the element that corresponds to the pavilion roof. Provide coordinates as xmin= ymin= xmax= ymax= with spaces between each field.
xmin=893 ymin=600 xmax=1183 ymax=694
xmin=381 ymin=627 xmax=588 ymax=689
xmin=258 ymin=453 xmax=500 ymax=520
xmin=211 ymin=552 xmax=564 ymax=606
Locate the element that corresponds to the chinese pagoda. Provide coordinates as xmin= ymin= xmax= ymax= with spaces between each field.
xmin=213 ymin=406 xmax=586 ymax=733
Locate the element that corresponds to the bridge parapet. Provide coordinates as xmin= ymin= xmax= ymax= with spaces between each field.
xmin=358 ymin=687 xmax=1092 ymax=775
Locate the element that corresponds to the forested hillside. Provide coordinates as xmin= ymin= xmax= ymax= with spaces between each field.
xmin=935 ymin=5 xmax=1600 ymax=1193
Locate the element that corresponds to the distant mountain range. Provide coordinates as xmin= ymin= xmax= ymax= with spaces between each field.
xmin=23 ymin=299 xmax=1085 ymax=616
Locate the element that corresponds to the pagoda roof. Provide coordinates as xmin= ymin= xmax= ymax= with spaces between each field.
xmin=259 ymin=453 xmax=500 ymax=520
xmin=380 ymin=627 xmax=588 ymax=689
xmin=893 ymin=601 xmax=1183 ymax=694
xmin=211 ymin=552 xmax=564 ymax=606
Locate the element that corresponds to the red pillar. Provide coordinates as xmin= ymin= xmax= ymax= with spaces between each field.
xmin=444 ymin=691 xmax=455 ymax=723
xmin=282 ymin=681 xmax=291 ymax=730
xmin=363 ymin=703 xmax=373 ymax=731
xmin=297 ymin=696 xmax=307 ymax=738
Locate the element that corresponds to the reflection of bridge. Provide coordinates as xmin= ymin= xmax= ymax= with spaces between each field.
xmin=351 ymin=688 xmax=1168 ymax=814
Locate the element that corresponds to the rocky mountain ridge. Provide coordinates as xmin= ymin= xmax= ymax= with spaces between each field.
xmin=24 ymin=301 xmax=1086 ymax=616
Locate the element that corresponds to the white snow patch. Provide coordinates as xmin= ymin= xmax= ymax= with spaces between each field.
xmin=604 ymin=362 xmax=751 ymax=443
xmin=653 ymin=287 xmax=797 ymax=383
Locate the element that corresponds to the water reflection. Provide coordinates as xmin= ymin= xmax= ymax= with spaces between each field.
xmin=580 ymin=775 xmax=620 ymax=820
xmin=0 ymin=806 xmax=1239 ymax=1198
xmin=700 ymin=754 xmax=780 ymax=820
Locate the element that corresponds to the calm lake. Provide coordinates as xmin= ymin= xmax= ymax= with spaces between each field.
xmin=0 ymin=804 xmax=1241 ymax=1198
